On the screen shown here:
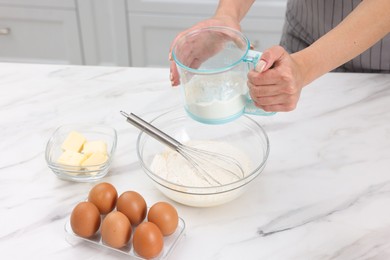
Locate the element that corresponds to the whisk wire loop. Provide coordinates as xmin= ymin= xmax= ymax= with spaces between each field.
xmin=121 ymin=111 xmax=246 ymax=186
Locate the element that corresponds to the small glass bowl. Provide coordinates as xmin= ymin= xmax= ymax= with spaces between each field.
xmin=45 ymin=124 xmax=117 ymax=182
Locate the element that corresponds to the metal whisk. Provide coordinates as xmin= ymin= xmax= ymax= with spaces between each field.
xmin=120 ymin=111 xmax=245 ymax=185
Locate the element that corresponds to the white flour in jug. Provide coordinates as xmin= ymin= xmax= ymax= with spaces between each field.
xmin=150 ymin=140 xmax=252 ymax=187
xmin=184 ymin=73 xmax=247 ymax=120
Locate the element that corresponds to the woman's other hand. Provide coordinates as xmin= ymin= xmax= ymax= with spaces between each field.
xmin=169 ymin=17 xmax=241 ymax=87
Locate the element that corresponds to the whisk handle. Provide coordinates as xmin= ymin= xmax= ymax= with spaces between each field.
xmin=120 ymin=111 xmax=181 ymax=150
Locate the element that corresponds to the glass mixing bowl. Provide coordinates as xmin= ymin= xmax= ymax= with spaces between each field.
xmin=136 ymin=108 xmax=269 ymax=207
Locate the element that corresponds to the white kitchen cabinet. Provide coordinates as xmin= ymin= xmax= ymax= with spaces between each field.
xmin=0 ymin=0 xmax=74 ymax=8
xmin=0 ymin=2 xmax=83 ymax=64
xmin=0 ymin=0 xmax=130 ymax=66
xmin=127 ymin=0 xmax=287 ymax=67
xmin=76 ymin=0 xmax=130 ymax=66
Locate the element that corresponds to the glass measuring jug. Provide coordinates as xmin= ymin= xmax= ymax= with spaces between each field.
xmin=172 ymin=26 xmax=275 ymax=124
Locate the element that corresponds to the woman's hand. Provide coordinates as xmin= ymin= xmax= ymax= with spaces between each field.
xmin=247 ymin=46 xmax=306 ymax=112
xmin=169 ymin=17 xmax=241 ymax=87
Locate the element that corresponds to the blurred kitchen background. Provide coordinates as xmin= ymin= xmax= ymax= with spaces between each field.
xmin=0 ymin=0 xmax=287 ymax=67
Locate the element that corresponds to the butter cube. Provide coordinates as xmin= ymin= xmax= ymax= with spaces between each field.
xmin=82 ymin=153 xmax=108 ymax=175
xmin=61 ymin=131 xmax=86 ymax=152
xmin=57 ymin=150 xmax=88 ymax=166
xmin=82 ymin=140 xmax=107 ymax=156
xmin=82 ymin=152 xmax=108 ymax=166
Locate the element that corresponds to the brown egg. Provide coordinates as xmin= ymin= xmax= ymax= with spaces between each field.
xmin=148 ymin=201 xmax=179 ymax=236
xmin=116 ymin=191 xmax=147 ymax=226
xmin=133 ymin=222 xmax=164 ymax=259
xmin=101 ymin=211 xmax=132 ymax=249
xmin=88 ymin=182 xmax=118 ymax=214
xmin=70 ymin=201 xmax=101 ymax=238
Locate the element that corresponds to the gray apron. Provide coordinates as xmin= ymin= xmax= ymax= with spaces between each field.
xmin=280 ymin=0 xmax=390 ymax=72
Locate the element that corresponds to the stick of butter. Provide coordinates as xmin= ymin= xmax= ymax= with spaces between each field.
xmin=61 ymin=131 xmax=86 ymax=152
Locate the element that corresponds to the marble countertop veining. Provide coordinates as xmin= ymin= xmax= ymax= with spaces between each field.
xmin=1 ymin=62 xmax=390 ymax=260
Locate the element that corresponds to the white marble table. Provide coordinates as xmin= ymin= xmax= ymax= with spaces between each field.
xmin=1 ymin=62 xmax=390 ymax=260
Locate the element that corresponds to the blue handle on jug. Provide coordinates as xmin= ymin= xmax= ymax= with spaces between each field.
xmin=243 ymin=50 xmax=276 ymax=116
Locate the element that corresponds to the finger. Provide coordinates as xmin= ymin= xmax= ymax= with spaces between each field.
xmin=247 ymin=81 xmax=281 ymax=97
xmin=174 ymin=39 xmax=196 ymax=67
xmin=253 ymin=96 xmax=298 ymax=112
xmin=255 ymin=59 xmax=267 ymax=73
xmin=256 ymin=45 xmax=287 ymax=72
xmin=251 ymin=91 xmax=299 ymax=111
xmin=248 ymin=69 xmax=290 ymax=87
xmin=251 ymin=93 xmax=297 ymax=107
xmin=256 ymin=103 xmax=297 ymax=112
xmin=169 ymin=34 xmax=182 ymax=62
xmin=170 ymin=61 xmax=180 ymax=87
xmin=169 ymin=28 xmax=194 ymax=57
xmin=189 ymin=58 xmax=203 ymax=71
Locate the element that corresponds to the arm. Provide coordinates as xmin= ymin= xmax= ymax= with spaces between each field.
xmin=249 ymin=0 xmax=390 ymax=112
xmin=295 ymin=0 xmax=390 ymax=86
xmin=213 ymin=0 xmax=255 ymax=25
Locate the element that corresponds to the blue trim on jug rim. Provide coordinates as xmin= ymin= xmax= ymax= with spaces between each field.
xmin=172 ymin=26 xmax=251 ymax=75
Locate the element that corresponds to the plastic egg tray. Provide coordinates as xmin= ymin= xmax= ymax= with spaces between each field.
xmin=64 ymin=217 xmax=185 ymax=259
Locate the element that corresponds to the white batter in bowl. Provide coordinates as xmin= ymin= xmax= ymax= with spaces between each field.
xmin=136 ymin=107 xmax=270 ymax=207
